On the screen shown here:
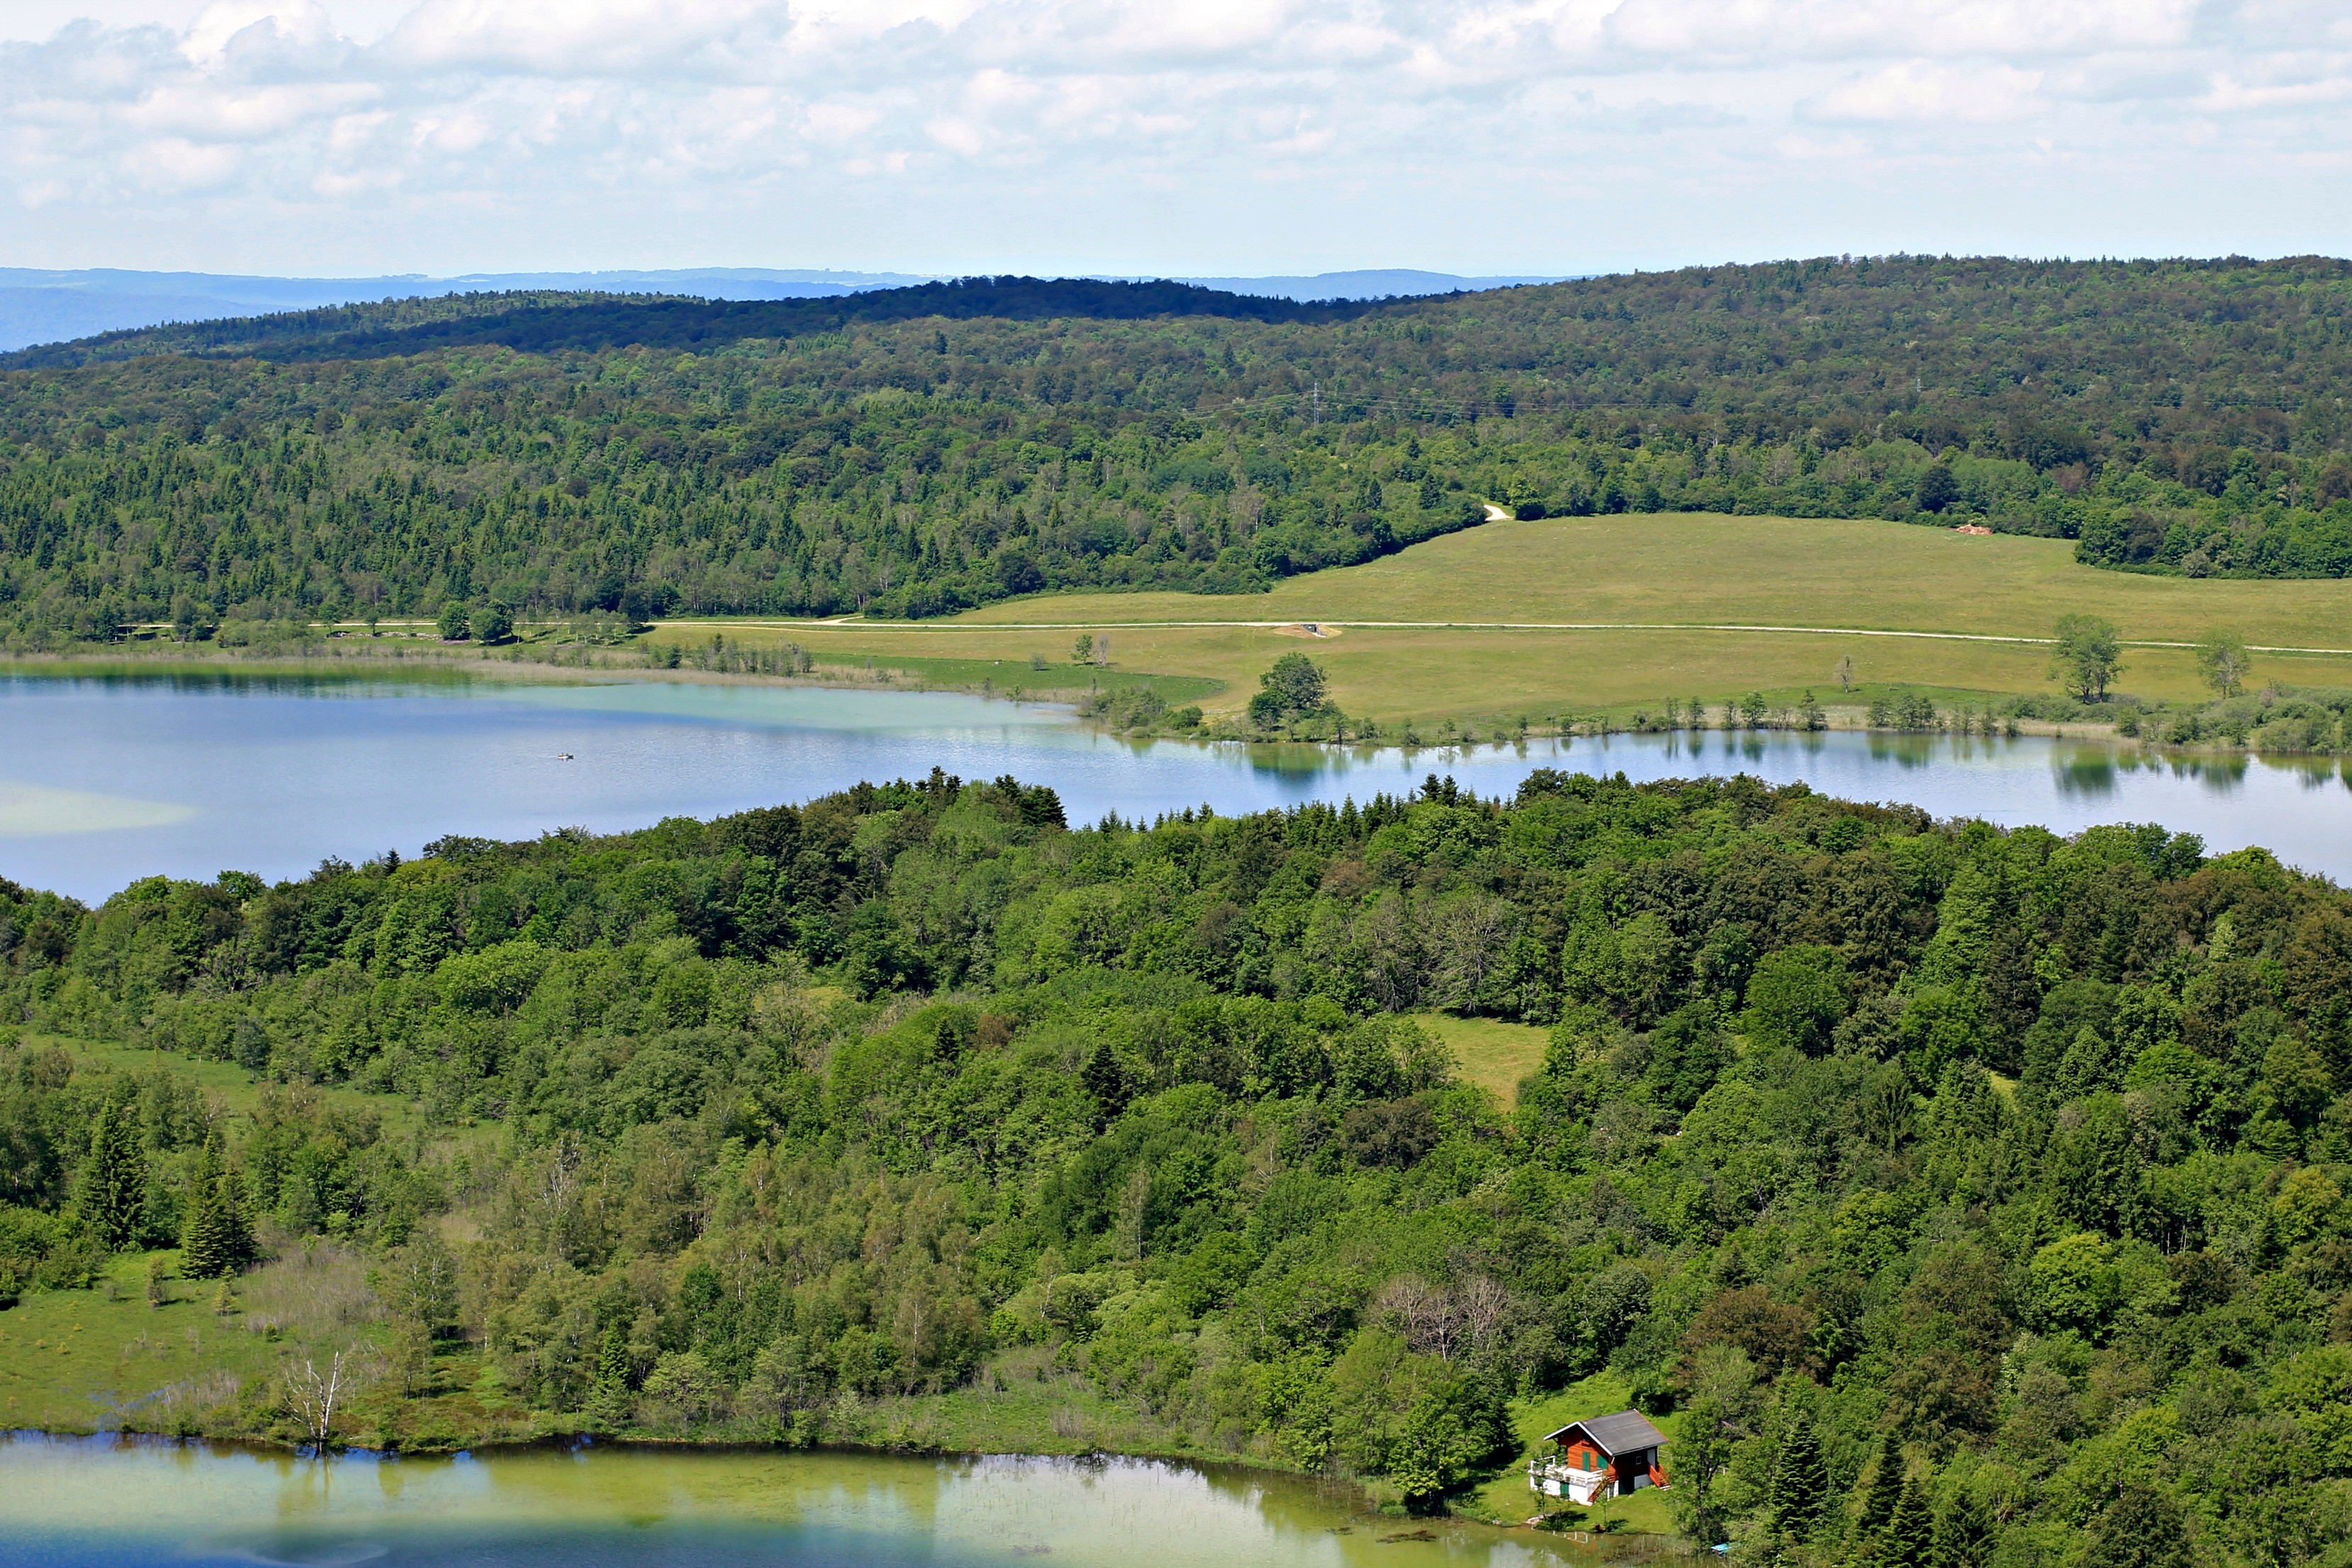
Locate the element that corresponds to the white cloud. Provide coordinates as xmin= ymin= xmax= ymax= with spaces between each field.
xmin=0 ymin=0 xmax=2348 ymax=273
xmin=1594 ymin=0 xmax=2195 ymax=63
xmin=805 ymin=100 xmax=880 ymax=142
xmin=181 ymin=0 xmax=337 ymax=63
xmin=1810 ymin=61 xmax=2046 ymax=123
xmin=129 ymin=133 xmax=243 ymax=188
xmin=924 ymin=116 xmax=985 ymax=155
xmin=379 ymin=0 xmax=780 ymax=74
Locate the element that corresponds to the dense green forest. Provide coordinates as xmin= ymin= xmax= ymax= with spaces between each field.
xmin=4 ymin=768 xmax=2352 ymax=1564
xmin=7 ymin=257 xmax=2352 ymax=643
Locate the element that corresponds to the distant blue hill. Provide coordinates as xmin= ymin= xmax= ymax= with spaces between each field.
xmin=0 ymin=267 xmax=926 ymax=353
xmin=0 ymin=266 xmax=1563 ymax=352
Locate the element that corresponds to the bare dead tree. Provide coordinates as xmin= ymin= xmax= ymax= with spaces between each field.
xmin=540 ymin=1132 xmax=583 ymax=1213
xmin=1432 ymin=894 xmax=1518 ymax=1014
xmin=1374 ymin=1275 xmax=1460 ymax=1362
xmin=1357 ymin=891 xmax=1426 ymax=1012
xmin=1376 ymin=1272 xmax=1516 ymax=1367
xmin=284 ymin=1350 xmax=350 ymax=1450
xmin=1457 ymin=1275 xmax=1510 ymax=1359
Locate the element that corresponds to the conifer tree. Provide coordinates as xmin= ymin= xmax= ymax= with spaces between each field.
xmin=1080 ymin=1041 xmax=1130 ymax=1126
xmin=1885 ymin=1471 xmax=1936 ymax=1568
xmin=82 ymin=1101 xmax=147 ymax=1251
xmin=1932 ymin=1484 xmax=1995 ymax=1568
xmin=588 ymin=1324 xmax=633 ymax=1431
xmin=1852 ymin=1434 xmax=1905 ymax=1557
xmin=1767 ymin=1403 xmax=1829 ymax=1542
xmin=180 ymin=1136 xmax=252 ymax=1280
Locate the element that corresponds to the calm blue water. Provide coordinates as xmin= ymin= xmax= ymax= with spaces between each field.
xmin=0 ymin=1435 xmax=1571 ymax=1568
xmin=1 ymin=671 xmax=2348 ymax=901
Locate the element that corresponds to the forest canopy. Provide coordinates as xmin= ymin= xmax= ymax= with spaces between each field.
xmin=4 ymin=767 xmax=2352 ymax=1560
xmin=8 ymin=256 xmax=2352 ymax=643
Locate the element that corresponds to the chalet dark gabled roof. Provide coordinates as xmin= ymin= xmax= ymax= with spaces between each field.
xmin=1543 ymin=1409 xmax=1667 ymax=1455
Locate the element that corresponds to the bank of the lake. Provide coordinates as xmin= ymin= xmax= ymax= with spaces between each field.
xmin=13 ymin=635 xmax=2347 ymax=766
xmin=0 ymin=628 xmax=1223 ymax=712
xmin=0 ymin=1222 xmax=1683 ymax=1538
xmin=0 ymin=1433 xmax=1653 ymax=1568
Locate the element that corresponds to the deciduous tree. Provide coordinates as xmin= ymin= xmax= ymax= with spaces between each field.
xmin=2049 ymin=614 xmax=2124 ymax=702
xmin=2195 ymin=630 xmax=2253 ymax=698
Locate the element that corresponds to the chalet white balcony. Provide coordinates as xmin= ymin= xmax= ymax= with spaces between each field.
xmin=1528 ymin=1457 xmax=1611 ymax=1504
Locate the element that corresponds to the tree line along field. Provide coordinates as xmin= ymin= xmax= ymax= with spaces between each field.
xmin=17 ymin=258 xmax=2352 ymax=645
xmin=650 ymin=512 xmax=2352 ymax=727
xmin=3 ymin=769 xmax=2352 ymax=1564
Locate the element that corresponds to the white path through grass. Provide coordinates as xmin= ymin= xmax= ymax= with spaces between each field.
xmin=658 ymin=617 xmax=2352 ymax=656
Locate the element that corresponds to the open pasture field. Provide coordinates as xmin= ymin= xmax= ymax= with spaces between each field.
xmin=943 ymin=510 xmax=2352 ymax=646
xmin=663 ymin=513 xmax=2352 ymax=723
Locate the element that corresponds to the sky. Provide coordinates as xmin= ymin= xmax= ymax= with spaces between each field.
xmin=2 ymin=1 xmax=2350 ymax=278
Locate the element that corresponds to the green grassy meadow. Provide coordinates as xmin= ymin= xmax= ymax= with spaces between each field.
xmin=0 ymin=1247 xmax=386 ymax=1434
xmin=649 ymin=513 xmax=2352 ymax=726
xmin=1410 ymin=1013 xmax=1551 ymax=1110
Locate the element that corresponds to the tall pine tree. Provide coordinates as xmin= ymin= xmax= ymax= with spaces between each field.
xmin=1932 ymin=1484 xmax=1996 ymax=1568
xmin=588 ymin=1324 xmax=633 ymax=1431
xmin=1851 ymin=1434 xmax=1906 ymax=1559
xmin=82 ymin=1100 xmax=147 ymax=1251
xmin=1767 ymin=1402 xmax=1829 ymax=1542
xmin=1884 ymin=1472 xmax=1936 ymax=1568
xmin=180 ymin=1136 xmax=252 ymax=1280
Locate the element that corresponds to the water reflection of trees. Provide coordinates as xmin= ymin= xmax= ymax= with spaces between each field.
xmin=2048 ymin=743 xmax=2253 ymax=800
xmin=16 ymin=667 xmax=469 ymax=698
xmin=1861 ymin=733 xmax=1944 ymax=771
xmin=2043 ymin=740 xmax=2352 ymax=801
xmin=1228 ymin=737 xmax=1572 ymax=790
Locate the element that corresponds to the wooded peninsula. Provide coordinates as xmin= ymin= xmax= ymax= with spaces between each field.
xmin=1 ymin=768 xmax=2348 ymax=1567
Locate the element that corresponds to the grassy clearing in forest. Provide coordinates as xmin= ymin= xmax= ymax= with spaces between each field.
xmin=0 ymin=1248 xmax=380 ymax=1433
xmin=1411 ymin=1013 xmax=1551 ymax=1110
xmin=666 ymin=513 xmax=2352 ymax=724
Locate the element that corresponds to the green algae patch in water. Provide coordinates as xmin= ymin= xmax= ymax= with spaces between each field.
xmin=0 ymin=780 xmax=194 ymax=836
xmin=0 ymin=1433 xmax=1635 ymax=1568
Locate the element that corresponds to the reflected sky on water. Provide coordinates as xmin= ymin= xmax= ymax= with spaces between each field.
xmin=0 ymin=1433 xmax=1608 ymax=1568
xmin=1 ymin=671 xmax=2347 ymax=900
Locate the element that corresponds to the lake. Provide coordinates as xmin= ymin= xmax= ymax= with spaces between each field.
xmin=3 ymin=668 xmax=2349 ymax=902
xmin=0 ymin=1435 xmax=1621 ymax=1568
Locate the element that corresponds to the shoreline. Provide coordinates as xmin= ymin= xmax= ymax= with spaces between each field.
xmin=0 ymin=1421 xmax=1465 ymax=1527
xmin=3 ymin=642 xmax=2343 ymax=766
xmin=0 ymin=1426 xmax=1624 ymax=1542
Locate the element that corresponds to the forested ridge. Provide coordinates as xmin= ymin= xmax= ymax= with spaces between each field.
xmin=4 ymin=768 xmax=2352 ymax=1562
xmin=0 ymin=276 xmax=1370 ymax=371
xmin=10 ymin=257 xmax=2352 ymax=642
